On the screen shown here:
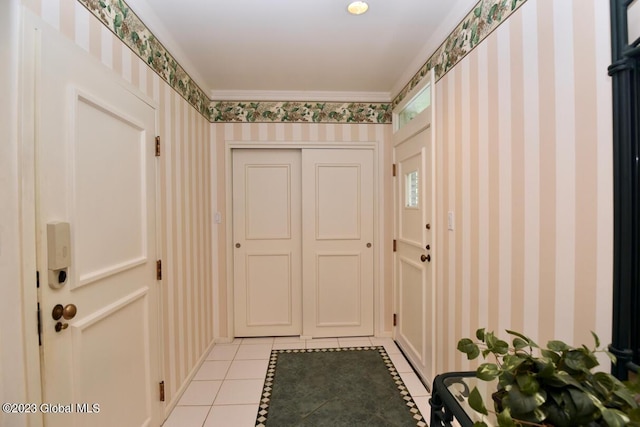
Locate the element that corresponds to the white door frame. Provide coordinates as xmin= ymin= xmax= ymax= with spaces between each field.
xmin=222 ymin=140 xmax=384 ymax=341
xmin=18 ymin=9 xmax=43 ymax=426
xmin=18 ymin=10 xmax=163 ymax=425
xmin=391 ymin=72 xmax=437 ymax=384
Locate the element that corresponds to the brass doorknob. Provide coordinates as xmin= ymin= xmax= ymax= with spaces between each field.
xmin=63 ymin=304 xmax=77 ymax=320
xmin=52 ymin=304 xmax=77 ymax=320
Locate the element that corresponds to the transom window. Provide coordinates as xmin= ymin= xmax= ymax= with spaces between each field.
xmin=396 ymin=85 xmax=431 ymax=131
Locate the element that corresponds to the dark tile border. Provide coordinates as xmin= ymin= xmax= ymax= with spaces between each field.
xmin=255 ymin=346 xmax=426 ymax=427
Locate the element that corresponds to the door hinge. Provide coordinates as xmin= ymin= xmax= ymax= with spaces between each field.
xmin=36 ymin=271 xmax=40 ymax=288
xmin=393 ymin=313 xmax=397 ymax=327
xmin=159 ymin=381 xmax=165 ymax=402
xmin=37 ymin=303 xmax=42 ymax=346
xmin=393 ymin=239 xmax=397 ymax=252
xmin=155 ymin=136 xmax=161 ymax=157
xmin=156 ymin=260 xmax=162 ymax=280
xmin=392 ymin=163 xmax=397 ymax=177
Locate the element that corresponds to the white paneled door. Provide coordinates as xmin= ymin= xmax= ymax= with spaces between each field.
xmin=302 ymin=149 xmax=374 ymax=338
xmin=393 ymin=96 xmax=435 ymax=385
xmin=233 ymin=149 xmax=302 ymax=336
xmin=35 ymin=21 xmax=162 ymax=427
xmin=232 ymin=148 xmax=374 ymax=338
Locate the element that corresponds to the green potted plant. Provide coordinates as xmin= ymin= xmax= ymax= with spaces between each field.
xmin=457 ymin=328 xmax=640 ymax=426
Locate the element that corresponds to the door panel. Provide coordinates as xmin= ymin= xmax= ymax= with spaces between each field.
xmin=394 ymin=100 xmax=435 ymax=385
xmin=36 ymin=21 xmax=161 ymax=427
xmin=74 ymin=96 xmax=148 ymax=287
xmin=316 ymin=253 xmax=362 ymax=326
xmin=233 ymin=150 xmax=302 ymax=336
xmin=302 ymin=149 xmax=374 ymax=337
xmin=316 ymin=165 xmax=361 ymax=239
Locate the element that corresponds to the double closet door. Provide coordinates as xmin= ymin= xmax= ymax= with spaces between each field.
xmin=232 ymin=148 xmax=374 ymax=338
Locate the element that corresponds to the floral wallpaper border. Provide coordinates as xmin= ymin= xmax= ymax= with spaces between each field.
xmin=392 ymin=0 xmax=528 ymax=108
xmin=210 ymin=101 xmax=392 ymax=124
xmin=78 ymin=0 xmax=211 ymax=119
xmin=78 ymin=0 xmax=528 ymax=122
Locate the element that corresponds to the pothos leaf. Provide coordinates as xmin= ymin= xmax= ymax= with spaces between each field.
xmin=601 ymin=408 xmax=631 ymax=427
xmin=547 ymin=340 xmax=571 ymax=352
xmin=493 ymin=339 xmax=510 ymax=355
xmin=469 ymin=386 xmax=489 ymax=416
xmin=476 ymin=363 xmax=500 ymax=381
xmin=506 ymin=329 xmax=539 ymax=348
xmin=458 ymin=338 xmax=480 ymax=360
xmin=506 ymin=384 xmax=546 ymax=414
xmin=590 ymin=331 xmax=601 ymax=348
xmin=496 ymin=407 xmax=518 ymax=427
xmin=512 ymin=337 xmax=529 ymax=350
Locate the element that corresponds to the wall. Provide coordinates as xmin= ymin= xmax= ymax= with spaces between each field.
xmin=21 ymin=0 xmax=214 ymax=410
xmin=1 ymin=0 xmax=28 ymax=426
xmin=433 ymin=0 xmax=613 ymax=373
xmin=211 ymin=123 xmax=394 ymax=336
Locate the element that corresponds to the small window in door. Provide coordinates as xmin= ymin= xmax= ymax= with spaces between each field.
xmin=405 ymin=170 xmax=419 ymax=208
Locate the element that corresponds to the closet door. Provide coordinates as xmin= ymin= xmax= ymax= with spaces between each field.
xmin=301 ymin=149 xmax=375 ymax=337
xmin=232 ymin=149 xmax=302 ymax=336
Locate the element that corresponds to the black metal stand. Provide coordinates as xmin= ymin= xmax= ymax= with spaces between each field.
xmin=429 ymin=372 xmax=476 ymax=427
xmin=609 ymin=0 xmax=640 ymax=381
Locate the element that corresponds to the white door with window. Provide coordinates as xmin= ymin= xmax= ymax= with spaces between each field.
xmin=393 ymin=79 xmax=435 ymax=385
xmin=232 ymin=147 xmax=375 ymax=338
xmin=32 ymin=16 xmax=163 ymax=427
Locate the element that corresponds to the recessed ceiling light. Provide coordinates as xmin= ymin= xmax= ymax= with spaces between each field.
xmin=347 ymin=1 xmax=369 ymax=15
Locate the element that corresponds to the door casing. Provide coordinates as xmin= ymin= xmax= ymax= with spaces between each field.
xmin=222 ymin=140 xmax=385 ymax=341
xmin=391 ymin=73 xmax=437 ymax=386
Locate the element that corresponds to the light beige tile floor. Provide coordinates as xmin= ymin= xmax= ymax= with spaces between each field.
xmin=162 ymin=337 xmax=431 ymax=427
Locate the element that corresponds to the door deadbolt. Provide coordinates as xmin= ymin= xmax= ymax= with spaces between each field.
xmin=54 ymin=322 xmax=69 ymax=332
xmin=52 ymin=303 xmax=77 ymax=321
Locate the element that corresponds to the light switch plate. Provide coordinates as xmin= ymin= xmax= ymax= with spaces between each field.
xmin=448 ymin=211 xmax=454 ymax=230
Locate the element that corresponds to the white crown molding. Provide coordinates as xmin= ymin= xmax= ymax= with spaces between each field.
xmin=390 ymin=0 xmax=479 ymax=99
xmin=210 ymin=90 xmax=392 ymax=103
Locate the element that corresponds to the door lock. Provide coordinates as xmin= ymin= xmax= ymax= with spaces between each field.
xmin=52 ymin=304 xmax=77 ymax=333
xmin=54 ymin=322 xmax=69 ymax=332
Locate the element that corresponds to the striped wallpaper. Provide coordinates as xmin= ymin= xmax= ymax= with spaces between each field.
xmin=211 ymin=122 xmax=394 ymax=337
xmin=22 ymin=0 xmax=215 ymax=410
xmin=433 ymin=0 xmax=613 ymax=374
xmin=21 ymin=0 xmax=615 ymax=411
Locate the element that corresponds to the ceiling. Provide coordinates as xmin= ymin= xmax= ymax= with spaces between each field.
xmin=125 ymin=0 xmax=478 ymax=101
